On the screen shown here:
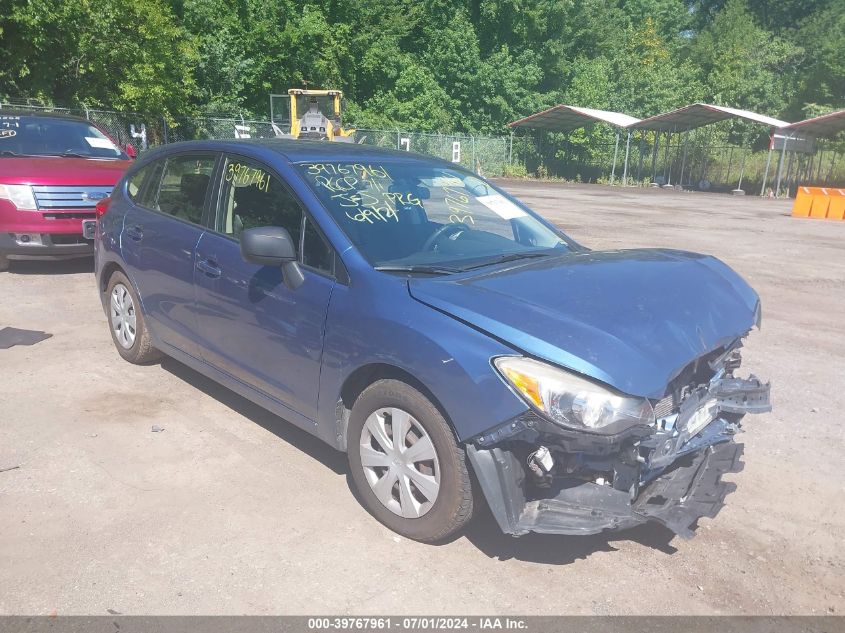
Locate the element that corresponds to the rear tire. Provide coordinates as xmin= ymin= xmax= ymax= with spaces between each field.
xmin=347 ymin=379 xmax=474 ymax=542
xmin=0 ymin=254 xmax=9 ymax=272
xmin=105 ymin=271 xmax=161 ymax=364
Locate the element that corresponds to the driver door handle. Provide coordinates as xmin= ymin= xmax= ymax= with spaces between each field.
xmin=196 ymin=258 xmax=222 ymax=278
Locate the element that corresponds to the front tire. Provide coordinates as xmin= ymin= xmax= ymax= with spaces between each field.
xmin=347 ymin=379 xmax=474 ymax=542
xmin=0 ymin=253 xmax=9 ymax=272
xmin=105 ymin=271 xmax=161 ymax=364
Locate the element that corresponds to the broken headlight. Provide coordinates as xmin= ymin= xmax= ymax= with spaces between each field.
xmin=494 ymin=356 xmax=655 ymax=434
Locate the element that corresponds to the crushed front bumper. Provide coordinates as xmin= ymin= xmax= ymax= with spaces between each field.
xmin=468 ymin=375 xmax=770 ymax=539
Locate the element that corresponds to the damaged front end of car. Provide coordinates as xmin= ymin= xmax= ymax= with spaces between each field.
xmin=467 ymin=340 xmax=771 ymax=539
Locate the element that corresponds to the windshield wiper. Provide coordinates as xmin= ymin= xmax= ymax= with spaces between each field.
xmin=0 ymin=150 xmax=103 ymax=159
xmin=374 ymin=265 xmax=459 ymax=275
xmin=460 ymin=252 xmax=550 ymax=271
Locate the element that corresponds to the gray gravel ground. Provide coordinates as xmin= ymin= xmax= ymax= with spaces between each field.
xmin=0 ymin=182 xmax=843 ymax=615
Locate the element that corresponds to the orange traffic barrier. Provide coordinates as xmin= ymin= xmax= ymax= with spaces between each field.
xmin=792 ymin=186 xmax=845 ymax=221
xmin=829 ymin=196 xmax=845 ymax=221
xmin=792 ymin=187 xmax=813 ymax=217
xmin=809 ymin=193 xmax=831 ymax=218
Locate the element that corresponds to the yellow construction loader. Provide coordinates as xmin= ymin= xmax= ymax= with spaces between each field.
xmin=271 ymin=88 xmax=355 ymax=142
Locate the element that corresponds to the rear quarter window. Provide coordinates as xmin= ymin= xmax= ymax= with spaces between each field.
xmin=126 ymin=161 xmax=163 ymax=207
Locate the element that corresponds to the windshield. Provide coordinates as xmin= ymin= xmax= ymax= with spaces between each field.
xmin=295 ymin=96 xmax=338 ymax=121
xmin=0 ymin=115 xmax=126 ymax=159
xmin=297 ymin=161 xmax=573 ymax=270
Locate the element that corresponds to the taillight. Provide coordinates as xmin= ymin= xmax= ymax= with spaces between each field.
xmin=95 ymin=197 xmax=112 ymax=219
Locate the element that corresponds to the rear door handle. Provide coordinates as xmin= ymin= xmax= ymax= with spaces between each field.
xmin=125 ymin=225 xmax=144 ymax=241
xmin=196 ymin=258 xmax=222 ymax=278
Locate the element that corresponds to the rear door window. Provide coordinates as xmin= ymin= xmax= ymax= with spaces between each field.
xmin=154 ymin=154 xmax=217 ymax=224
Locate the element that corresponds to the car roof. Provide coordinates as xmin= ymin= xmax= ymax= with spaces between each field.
xmin=144 ymin=138 xmax=453 ymax=166
xmin=0 ymin=109 xmax=90 ymax=123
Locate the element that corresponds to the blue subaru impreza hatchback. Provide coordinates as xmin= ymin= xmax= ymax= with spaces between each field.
xmin=93 ymin=140 xmax=770 ymax=542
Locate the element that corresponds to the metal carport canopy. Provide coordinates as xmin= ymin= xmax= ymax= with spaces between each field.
xmin=507 ymin=105 xmax=641 ymax=131
xmin=631 ymin=103 xmax=790 ymax=132
xmin=507 ymin=105 xmax=641 ymax=185
xmin=783 ymin=110 xmax=845 ymax=138
xmin=765 ymin=110 xmax=845 ymax=198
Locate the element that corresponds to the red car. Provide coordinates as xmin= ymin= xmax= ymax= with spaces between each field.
xmin=0 ymin=110 xmax=134 ymax=271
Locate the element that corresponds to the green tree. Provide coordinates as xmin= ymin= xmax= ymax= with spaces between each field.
xmin=359 ymin=63 xmax=456 ymax=131
xmin=2 ymin=0 xmax=198 ymax=118
xmin=689 ymin=0 xmax=802 ymax=113
xmin=792 ymin=3 xmax=845 ymax=117
xmin=617 ymin=17 xmax=703 ymax=116
xmin=1 ymin=0 xmax=842 ymax=134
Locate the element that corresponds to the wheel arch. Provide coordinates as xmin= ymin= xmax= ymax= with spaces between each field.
xmin=98 ymin=261 xmax=152 ymax=328
xmin=99 ymin=261 xmax=125 ymax=294
xmin=337 ymin=362 xmax=456 ymax=451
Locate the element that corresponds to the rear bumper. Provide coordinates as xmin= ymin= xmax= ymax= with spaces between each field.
xmin=0 ymin=231 xmax=93 ymax=257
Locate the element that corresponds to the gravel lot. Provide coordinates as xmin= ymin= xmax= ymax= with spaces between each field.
xmin=1 ymin=182 xmax=843 ymax=615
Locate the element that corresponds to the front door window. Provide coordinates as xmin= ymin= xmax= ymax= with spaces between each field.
xmin=216 ymin=156 xmax=333 ymax=275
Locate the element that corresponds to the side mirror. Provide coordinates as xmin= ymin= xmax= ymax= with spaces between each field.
xmin=240 ymin=226 xmax=305 ymax=290
xmin=124 ymin=143 xmax=137 ymax=159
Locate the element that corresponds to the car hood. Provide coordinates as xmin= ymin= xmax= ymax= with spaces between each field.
xmin=0 ymin=157 xmax=131 ymax=185
xmin=408 ymin=248 xmax=760 ymax=399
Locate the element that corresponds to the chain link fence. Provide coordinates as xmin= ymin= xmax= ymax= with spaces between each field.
xmin=4 ymin=100 xmax=842 ymax=194
xmin=0 ymin=101 xmax=845 ymax=195
xmin=353 ymin=129 xmax=509 ymax=177
xmin=513 ymin=126 xmax=845 ymax=196
xmin=0 ymin=102 xmax=511 ymax=177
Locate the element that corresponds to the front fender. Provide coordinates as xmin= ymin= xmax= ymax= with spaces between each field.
xmin=316 ymin=278 xmax=529 ymax=448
